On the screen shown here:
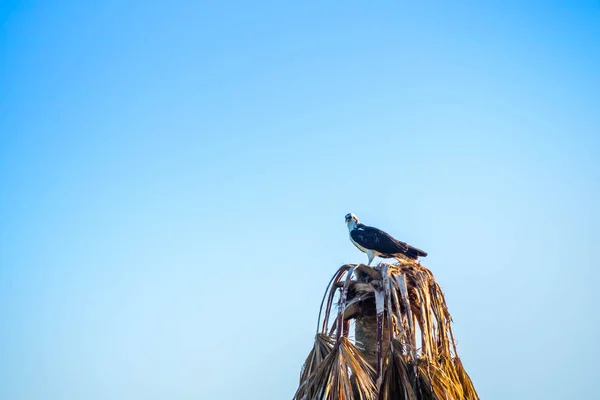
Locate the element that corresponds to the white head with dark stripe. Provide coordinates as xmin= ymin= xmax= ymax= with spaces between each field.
xmin=345 ymin=213 xmax=360 ymax=231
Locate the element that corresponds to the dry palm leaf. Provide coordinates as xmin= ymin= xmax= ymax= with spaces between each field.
xmin=295 ymin=262 xmax=479 ymax=400
xmin=299 ymin=334 xmax=336 ymax=386
xmin=294 ymin=337 xmax=377 ymax=400
xmin=378 ymin=339 xmax=418 ymax=400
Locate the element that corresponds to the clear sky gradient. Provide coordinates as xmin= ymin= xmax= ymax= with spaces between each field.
xmin=1 ymin=1 xmax=599 ymax=399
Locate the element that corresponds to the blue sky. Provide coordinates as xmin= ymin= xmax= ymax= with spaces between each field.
xmin=1 ymin=1 xmax=599 ymax=399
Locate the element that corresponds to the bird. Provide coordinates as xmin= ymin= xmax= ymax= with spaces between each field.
xmin=345 ymin=213 xmax=427 ymax=266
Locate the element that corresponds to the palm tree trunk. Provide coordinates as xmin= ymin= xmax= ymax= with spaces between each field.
xmin=353 ymin=268 xmax=391 ymax=373
xmin=354 ymin=305 xmax=391 ymax=372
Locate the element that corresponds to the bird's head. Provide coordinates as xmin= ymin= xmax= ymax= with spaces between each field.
xmin=345 ymin=213 xmax=359 ymax=229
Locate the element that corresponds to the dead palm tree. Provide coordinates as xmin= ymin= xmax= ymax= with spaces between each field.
xmin=294 ymin=261 xmax=479 ymax=400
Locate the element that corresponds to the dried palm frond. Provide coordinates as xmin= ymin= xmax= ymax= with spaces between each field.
xmin=453 ymin=357 xmax=478 ymax=400
xmin=299 ymin=334 xmax=336 ymax=385
xmin=419 ymin=356 xmax=464 ymax=400
xmin=294 ymin=337 xmax=377 ymax=400
xmin=295 ymin=262 xmax=479 ymax=400
xmin=378 ymin=340 xmax=418 ymax=400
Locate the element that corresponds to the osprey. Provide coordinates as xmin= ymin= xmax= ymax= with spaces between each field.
xmin=345 ymin=213 xmax=427 ymax=265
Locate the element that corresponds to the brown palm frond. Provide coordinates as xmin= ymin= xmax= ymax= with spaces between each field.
xmin=453 ymin=357 xmax=478 ymax=400
xmin=295 ymin=262 xmax=479 ymax=399
xmin=294 ymin=337 xmax=377 ymax=400
xmin=419 ymin=356 xmax=464 ymax=400
xmin=378 ymin=340 xmax=418 ymax=400
xmin=298 ymin=334 xmax=336 ymax=385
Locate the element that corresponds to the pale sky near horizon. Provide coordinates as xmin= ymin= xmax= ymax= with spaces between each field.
xmin=1 ymin=1 xmax=599 ymax=399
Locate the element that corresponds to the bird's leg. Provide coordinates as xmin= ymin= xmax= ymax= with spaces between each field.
xmin=367 ymin=250 xmax=375 ymax=266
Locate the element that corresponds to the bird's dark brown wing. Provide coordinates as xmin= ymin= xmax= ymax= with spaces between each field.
xmin=350 ymin=225 xmax=409 ymax=255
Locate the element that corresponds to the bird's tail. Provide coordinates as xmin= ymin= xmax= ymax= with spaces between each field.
xmin=405 ymin=245 xmax=427 ymax=259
